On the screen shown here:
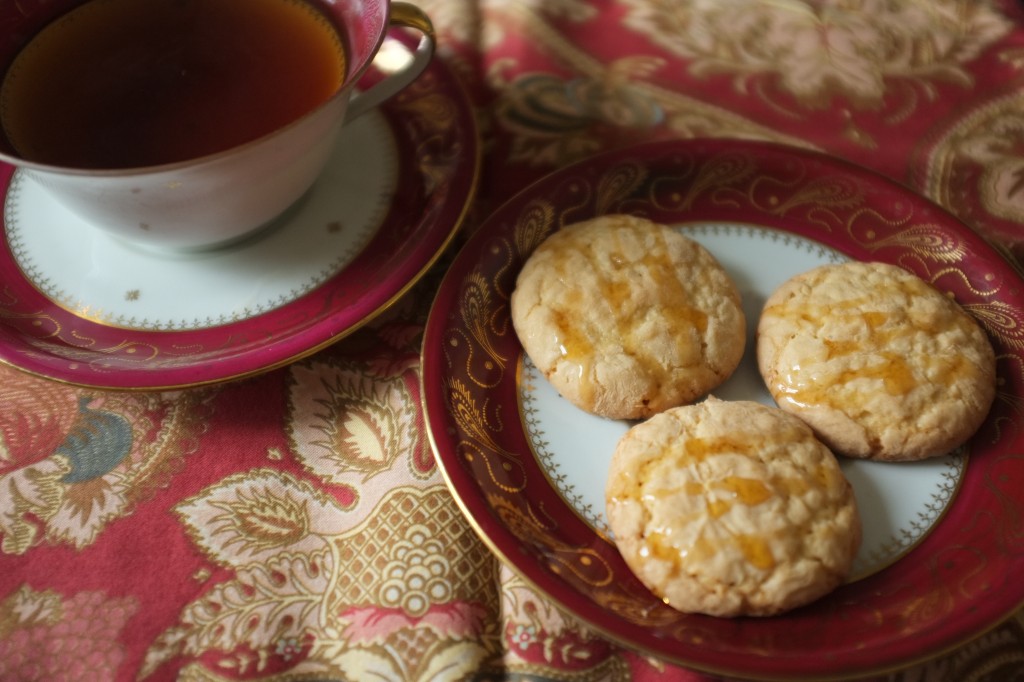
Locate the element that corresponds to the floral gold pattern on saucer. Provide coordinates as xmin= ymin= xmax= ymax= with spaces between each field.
xmin=422 ymin=138 xmax=1024 ymax=679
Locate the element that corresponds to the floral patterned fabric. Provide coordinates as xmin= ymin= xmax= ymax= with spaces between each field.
xmin=2 ymin=1 xmax=1024 ymax=680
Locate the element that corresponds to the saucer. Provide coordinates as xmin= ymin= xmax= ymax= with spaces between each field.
xmin=0 ymin=35 xmax=479 ymax=389
xmin=8 ymin=112 xmax=395 ymax=331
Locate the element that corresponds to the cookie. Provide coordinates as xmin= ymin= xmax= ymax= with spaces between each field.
xmin=756 ymin=261 xmax=996 ymax=462
xmin=510 ymin=214 xmax=745 ymax=420
xmin=605 ymin=398 xmax=861 ymax=617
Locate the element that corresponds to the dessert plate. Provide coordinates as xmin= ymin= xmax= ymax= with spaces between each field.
xmin=518 ymin=222 xmax=966 ymax=583
xmin=422 ymin=138 xmax=1024 ymax=679
xmin=0 ymin=33 xmax=478 ymax=389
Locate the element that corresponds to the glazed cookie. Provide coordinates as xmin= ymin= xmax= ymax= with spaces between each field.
xmin=605 ymin=398 xmax=861 ymax=617
xmin=510 ymin=214 xmax=745 ymax=420
xmin=757 ymin=261 xmax=996 ymax=462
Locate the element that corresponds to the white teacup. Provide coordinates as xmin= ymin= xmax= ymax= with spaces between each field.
xmin=0 ymin=0 xmax=434 ymax=251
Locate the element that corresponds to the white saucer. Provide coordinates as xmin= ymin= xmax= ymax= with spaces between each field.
xmin=7 ymin=111 xmax=396 ymax=331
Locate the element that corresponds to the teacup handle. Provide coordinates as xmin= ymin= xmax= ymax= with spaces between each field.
xmin=344 ymin=2 xmax=436 ymax=122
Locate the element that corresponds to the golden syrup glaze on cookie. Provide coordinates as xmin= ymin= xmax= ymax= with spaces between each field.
xmin=544 ymin=222 xmax=712 ymax=407
xmin=609 ymin=416 xmax=851 ymax=585
xmin=763 ymin=272 xmax=985 ymax=412
xmin=548 ymin=225 xmax=708 ymax=356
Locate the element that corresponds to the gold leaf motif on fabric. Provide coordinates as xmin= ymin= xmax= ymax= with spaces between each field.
xmin=288 ymin=359 xmax=421 ymax=484
xmin=225 ymin=490 xmax=310 ymax=550
xmin=155 ymin=480 xmax=500 ymax=679
xmin=0 ymin=456 xmax=70 ymax=555
xmin=331 ymin=486 xmax=497 ymax=611
xmin=931 ymin=105 xmax=1024 ymax=225
xmin=494 ymin=66 xmax=800 ymax=169
xmin=500 ymin=564 xmax=588 ymax=638
xmin=618 ymin=0 xmax=1012 ymax=114
xmin=175 ymin=469 xmax=350 ymax=568
xmin=181 ymin=551 xmax=330 ymax=654
xmin=0 ymin=585 xmax=63 ymax=638
xmin=329 ymin=640 xmax=489 ymax=682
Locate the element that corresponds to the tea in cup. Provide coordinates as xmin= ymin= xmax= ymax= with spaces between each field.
xmin=0 ymin=0 xmax=434 ymax=250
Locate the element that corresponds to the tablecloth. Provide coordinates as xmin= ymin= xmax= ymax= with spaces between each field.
xmin=2 ymin=0 xmax=1024 ymax=680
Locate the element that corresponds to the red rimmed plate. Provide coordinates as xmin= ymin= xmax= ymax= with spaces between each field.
xmin=421 ymin=138 xmax=1024 ymax=679
xmin=0 ymin=34 xmax=479 ymax=390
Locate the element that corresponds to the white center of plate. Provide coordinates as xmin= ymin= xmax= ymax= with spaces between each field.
xmin=4 ymin=111 xmax=397 ymax=331
xmin=518 ymin=223 xmax=965 ymax=580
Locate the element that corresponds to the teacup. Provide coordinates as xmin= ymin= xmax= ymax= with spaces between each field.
xmin=0 ymin=0 xmax=434 ymax=251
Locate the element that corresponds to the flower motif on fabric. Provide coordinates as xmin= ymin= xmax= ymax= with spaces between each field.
xmin=145 ymin=477 xmax=500 ymax=680
xmin=494 ymin=59 xmax=667 ymax=166
xmin=491 ymin=56 xmax=797 ymax=168
xmin=141 ymin=337 xmax=498 ymax=679
xmin=174 ymin=469 xmax=350 ymax=566
xmin=940 ymin=104 xmax=1024 ymax=223
xmin=918 ymin=90 xmax=1024 ymax=251
xmin=498 ymin=565 xmax=613 ymax=670
xmin=512 ymin=623 xmax=537 ymax=650
xmin=0 ymin=367 xmax=211 ymax=554
xmin=618 ymin=0 xmax=1013 ymax=111
xmin=286 ymin=356 xmax=431 ymax=496
xmin=274 ymin=637 xmax=304 ymax=661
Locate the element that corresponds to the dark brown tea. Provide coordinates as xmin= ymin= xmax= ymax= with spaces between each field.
xmin=0 ymin=0 xmax=347 ymax=169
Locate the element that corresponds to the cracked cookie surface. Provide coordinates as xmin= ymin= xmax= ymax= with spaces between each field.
xmin=756 ymin=261 xmax=996 ymax=461
xmin=510 ymin=214 xmax=745 ymax=420
xmin=605 ymin=398 xmax=861 ymax=617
